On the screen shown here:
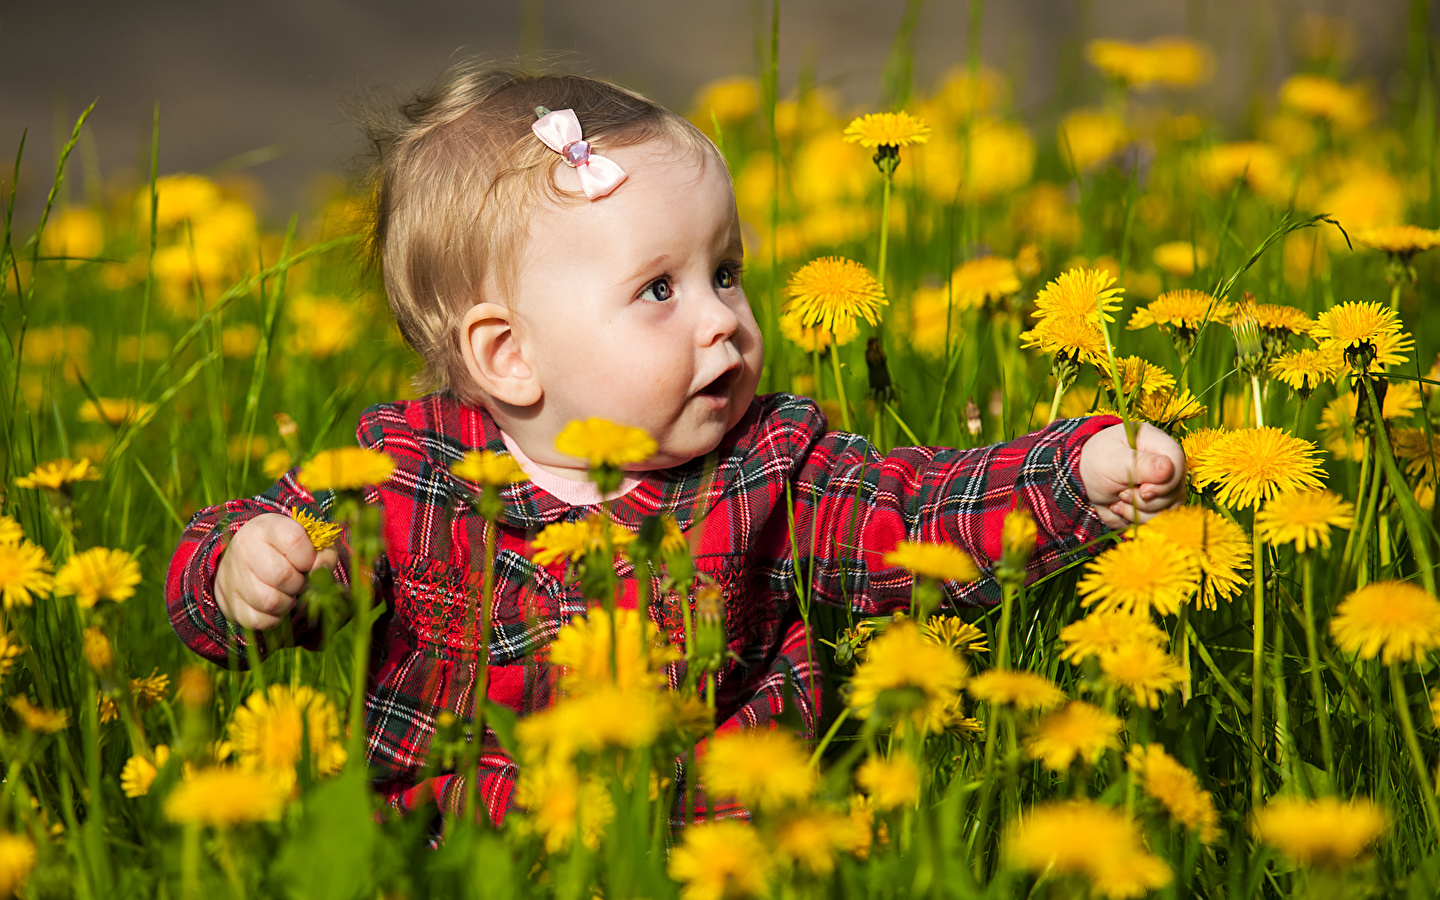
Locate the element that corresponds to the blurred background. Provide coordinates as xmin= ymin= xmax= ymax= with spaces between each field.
xmin=0 ymin=0 xmax=1424 ymax=222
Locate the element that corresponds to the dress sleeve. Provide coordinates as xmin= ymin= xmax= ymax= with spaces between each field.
xmin=787 ymin=414 xmax=1123 ymax=612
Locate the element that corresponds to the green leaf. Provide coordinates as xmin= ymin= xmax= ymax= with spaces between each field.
xmin=272 ymin=767 xmax=379 ymax=900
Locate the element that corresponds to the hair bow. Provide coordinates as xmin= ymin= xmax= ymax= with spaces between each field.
xmin=531 ymin=107 xmax=628 ymax=200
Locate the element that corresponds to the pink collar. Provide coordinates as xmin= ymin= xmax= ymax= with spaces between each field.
xmin=500 ymin=431 xmax=641 ymax=507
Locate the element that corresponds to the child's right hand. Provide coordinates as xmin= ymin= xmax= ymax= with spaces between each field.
xmin=215 ymin=514 xmax=339 ymax=631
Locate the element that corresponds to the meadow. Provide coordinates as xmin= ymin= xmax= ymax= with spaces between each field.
xmin=2 ymin=7 xmax=1439 ymax=898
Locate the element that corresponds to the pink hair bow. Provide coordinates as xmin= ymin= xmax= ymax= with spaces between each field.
xmin=532 ymin=108 xmax=628 ymax=200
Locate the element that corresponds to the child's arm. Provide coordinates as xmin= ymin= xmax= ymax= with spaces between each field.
xmin=1078 ymin=421 xmax=1187 ymax=530
xmin=215 ymin=514 xmax=339 ymax=630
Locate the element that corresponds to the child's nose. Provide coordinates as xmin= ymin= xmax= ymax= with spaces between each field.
xmin=697 ymin=290 xmax=742 ymax=345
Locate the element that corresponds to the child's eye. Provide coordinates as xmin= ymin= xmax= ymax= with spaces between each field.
xmin=639 ymin=277 xmax=674 ymax=303
xmin=715 ymin=261 xmax=743 ymax=290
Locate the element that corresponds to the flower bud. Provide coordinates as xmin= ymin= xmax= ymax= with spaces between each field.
xmin=82 ymin=626 xmax=113 ymax=672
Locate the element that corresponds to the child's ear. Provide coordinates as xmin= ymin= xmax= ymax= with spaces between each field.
xmin=458 ymin=302 xmax=542 ymax=407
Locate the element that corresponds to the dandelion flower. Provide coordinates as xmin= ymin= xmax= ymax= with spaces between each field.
xmin=1007 ymin=799 xmax=1172 ymax=898
xmin=531 ymin=515 xmax=637 ymax=566
xmin=121 ymin=745 xmax=171 ymax=798
xmin=1019 ymin=314 xmax=1111 ymax=367
xmin=550 ymin=607 xmax=678 ymax=693
xmin=1025 ymin=701 xmax=1121 ymax=770
xmin=1252 ymin=796 xmax=1386 ymax=868
xmin=298 ymin=447 xmax=396 ymax=492
xmin=0 ymin=540 xmax=54 ymax=610
xmin=1153 ymin=242 xmax=1210 ymax=277
xmin=515 ymin=765 xmax=614 ymax=853
xmin=82 ymin=625 xmax=115 ymax=672
xmin=14 ymin=457 xmax=101 ymax=492
xmin=848 ymin=620 xmax=967 ymax=734
xmin=1256 ymin=489 xmax=1354 ymax=553
xmin=1180 ymin=427 xmax=1230 ymax=491
xmin=1032 ymin=267 xmax=1123 ymax=322
xmin=1126 ymin=744 xmax=1221 ymax=843
xmin=966 ymin=669 xmax=1065 ymax=711
xmin=1086 ymin=36 xmax=1211 ymax=89
xmin=922 ymin=617 xmax=988 ymax=654
xmin=669 ymin=819 xmax=771 ymax=900
xmin=774 ymin=808 xmax=853 ymax=875
xmin=784 ymin=257 xmax=888 ymax=335
xmin=1138 ymin=505 xmax=1250 ymax=608
xmin=229 ymin=684 xmax=347 ymax=777
xmin=1270 ymin=347 xmax=1344 ymax=395
xmin=702 ymin=729 xmax=816 ymax=811
xmin=0 ymin=833 xmax=37 ymax=899
xmin=450 ymin=450 xmax=528 ymax=487
xmin=54 ymin=547 xmax=141 ymax=608
xmin=0 ymin=631 xmax=23 ymax=684
xmin=0 ymin=516 xmax=22 ymax=546
xmin=1331 ymin=580 xmax=1440 ymax=664
xmin=164 ymin=766 xmax=290 ymax=826
xmin=855 ymin=754 xmax=921 ymax=810
xmin=78 ymin=397 xmax=155 ymax=427
xmin=1280 ymin=74 xmax=1373 ymax=131
xmin=1357 ymin=225 xmax=1440 ymax=261
xmin=1060 ymin=610 xmax=1168 ymax=663
xmin=1311 ymin=301 xmax=1412 ymax=371
xmin=1205 ymin=427 xmax=1327 ymax=508
xmin=1100 ymin=642 xmax=1187 ymax=708
xmin=9 ymin=696 xmax=68 ymax=733
xmin=1058 ymin=108 xmax=1129 ymax=172
xmin=843 ymin=112 xmax=932 ymax=149
xmin=1127 ymin=289 xmax=1232 ymax=334
xmin=1394 ymin=428 xmax=1440 ymax=485
xmin=779 ymin=308 xmax=859 ymax=352
xmin=1078 ymin=539 xmax=1199 ymax=617
xmin=292 ymin=508 xmax=341 ymax=551
xmin=882 ymin=540 xmax=980 ymax=583
xmin=950 ymin=256 xmax=1020 ymax=308
xmin=554 ymin=418 xmax=657 ymax=468
xmin=1110 ymin=356 xmax=1176 ymax=398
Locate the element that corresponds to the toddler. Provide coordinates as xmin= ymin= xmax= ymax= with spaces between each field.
xmin=166 ymin=65 xmax=1185 ymax=827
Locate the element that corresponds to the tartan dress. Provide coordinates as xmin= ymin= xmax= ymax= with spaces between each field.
xmin=166 ymin=391 xmax=1118 ymax=826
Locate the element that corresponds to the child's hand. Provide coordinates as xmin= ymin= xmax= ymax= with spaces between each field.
xmin=1078 ymin=422 xmax=1187 ymax=530
xmin=215 ymin=514 xmax=339 ymax=631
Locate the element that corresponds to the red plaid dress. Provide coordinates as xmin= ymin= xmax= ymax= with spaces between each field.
xmin=166 ymin=392 xmax=1118 ymax=826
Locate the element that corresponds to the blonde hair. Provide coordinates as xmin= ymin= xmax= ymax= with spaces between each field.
xmin=357 ymin=63 xmax=724 ymax=404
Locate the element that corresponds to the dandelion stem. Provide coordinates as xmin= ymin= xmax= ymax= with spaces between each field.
xmin=808 ymin=707 xmax=852 ymax=768
xmin=1047 ymin=379 xmax=1066 ymax=426
xmin=877 ymin=171 xmax=892 ymax=300
xmin=1301 ymin=556 xmax=1335 ymax=781
xmin=1250 ymin=374 xmax=1266 ymax=428
xmin=1390 ymin=662 xmax=1440 ymax=838
xmin=1363 ymin=375 xmax=1438 ymax=596
xmin=1251 ymin=519 xmax=1266 ymax=807
xmin=829 ymin=338 xmax=853 ymax=431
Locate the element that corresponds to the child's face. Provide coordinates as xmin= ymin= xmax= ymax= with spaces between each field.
xmin=508 ymin=138 xmax=763 ymax=470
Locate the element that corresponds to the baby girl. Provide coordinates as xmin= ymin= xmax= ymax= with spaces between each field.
xmin=166 ymin=65 xmax=1185 ymax=826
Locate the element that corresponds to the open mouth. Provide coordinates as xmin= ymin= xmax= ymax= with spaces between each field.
xmin=698 ymin=368 xmax=739 ymax=398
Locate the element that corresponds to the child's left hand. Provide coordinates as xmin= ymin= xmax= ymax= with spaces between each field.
xmin=1078 ymin=421 xmax=1187 ymax=530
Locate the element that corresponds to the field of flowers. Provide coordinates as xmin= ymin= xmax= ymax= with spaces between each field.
xmin=3 ymin=8 xmax=1440 ymax=899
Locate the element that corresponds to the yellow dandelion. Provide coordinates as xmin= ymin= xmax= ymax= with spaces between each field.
xmin=1394 ymin=428 xmax=1440 ymax=485
xmin=922 ymin=617 xmax=988 ymax=654
xmin=848 ymin=620 xmax=967 ymax=735
xmin=298 ymin=447 xmax=396 ymax=492
xmin=1357 ymin=225 xmax=1440 ymax=260
xmin=164 ymin=766 xmax=290 ymax=826
xmin=950 ymin=256 xmax=1020 ymax=308
xmin=855 ymin=754 xmax=921 ymax=810
xmin=0 ymin=832 xmax=37 ymax=899
xmin=1058 ymin=108 xmax=1129 ymax=172
xmin=554 ymin=418 xmax=658 ymax=469
xmin=1033 ymin=267 xmax=1123 ymax=322
xmin=0 ymin=540 xmax=54 ymax=610
xmin=100 ymin=670 xmax=170 ymax=724
xmin=774 ymin=808 xmax=853 ymax=875
xmin=292 ymin=508 xmax=341 ymax=551
xmin=1252 ymin=796 xmax=1387 ymax=868
xmin=1007 ymin=800 xmax=1172 ymax=899
xmin=1060 ymin=610 xmax=1170 ymax=664
xmin=450 ymin=450 xmax=528 ymax=487
xmin=0 ymin=631 xmax=23 ymax=683
xmin=229 ymin=684 xmax=347 ymax=777
xmin=842 ymin=111 xmax=932 ymax=149
xmin=881 ymin=540 xmax=980 ymax=583
xmin=668 ymin=819 xmax=771 ymax=900
xmin=1132 ymin=388 xmax=1208 ymax=427
xmin=1019 ymin=314 xmax=1111 ymax=367
xmin=966 ymin=669 xmax=1064 ymax=711
xmin=1181 ymin=427 xmax=1230 ymax=491
xmin=80 ymin=627 xmax=112 ymax=673
xmin=121 ymin=745 xmax=172 ymax=798
xmin=1110 ymin=356 xmax=1176 ymax=398
xmin=54 ymin=547 xmax=141 ymax=609
xmin=0 ymin=516 xmax=22 ymax=546
xmin=1078 ymin=539 xmax=1199 ymax=617
xmin=784 ymin=256 xmax=888 ymax=335
xmin=692 ymin=77 xmax=760 ymax=126
xmin=1127 ymin=289 xmax=1232 ymax=334
xmin=78 ymin=397 xmax=155 ymax=427
xmin=1086 ymin=36 xmax=1211 ymax=89
xmin=1137 ymin=506 xmax=1251 ymax=609
xmin=1126 ymin=744 xmax=1221 ymax=843
xmin=1205 ymin=427 xmax=1327 ymax=508
xmin=1249 ymin=303 xmax=1313 ymax=336
xmin=1280 ymin=74 xmax=1374 ymax=131
xmin=1153 ymin=241 xmax=1210 ymax=277
xmin=1025 ymin=701 xmax=1122 ymax=770
xmin=9 ymin=696 xmax=68 ymax=733
xmin=550 ymin=607 xmax=678 ymax=693
xmin=1100 ymin=642 xmax=1187 ymax=709
xmin=1269 ymin=346 xmax=1344 ymax=394
xmin=517 ymin=685 xmax=665 ymax=765
xmin=14 ymin=457 xmax=101 ymax=492
xmin=701 ymin=728 xmax=816 ymax=811
xmin=531 ymin=515 xmax=637 ymax=566
xmin=1311 ymin=301 xmax=1412 ymax=370
xmin=1331 ymin=580 xmax=1440 ymax=664
xmin=515 ymin=765 xmax=614 ymax=853
xmin=779 ymin=308 xmax=860 ymax=352
xmin=1256 ymin=489 xmax=1354 ymax=553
